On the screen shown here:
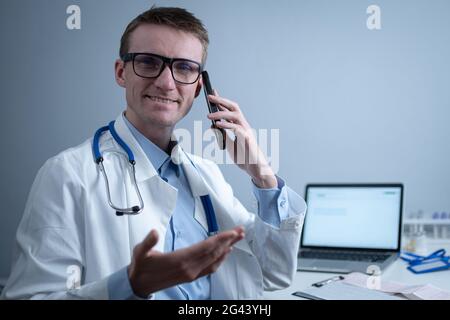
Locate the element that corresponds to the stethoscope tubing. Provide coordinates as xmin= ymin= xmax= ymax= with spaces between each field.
xmin=92 ymin=120 xmax=219 ymax=235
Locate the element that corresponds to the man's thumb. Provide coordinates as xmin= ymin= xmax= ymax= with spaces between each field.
xmin=142 ymin=229 xmax=159 ymax=251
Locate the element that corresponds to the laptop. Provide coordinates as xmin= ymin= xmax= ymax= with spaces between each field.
xmin=298 ymin=184 xmax=403 ymax=274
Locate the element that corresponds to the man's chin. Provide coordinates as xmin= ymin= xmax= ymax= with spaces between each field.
xmin=143 ymin=114 xmax=179 ymax=129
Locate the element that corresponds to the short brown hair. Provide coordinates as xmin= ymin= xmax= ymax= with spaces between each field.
xmin=119 ymin=6 xmax=209 ymax=63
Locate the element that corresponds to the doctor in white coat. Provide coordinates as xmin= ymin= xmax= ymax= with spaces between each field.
xmin=2 ymin=6 xmax=306 ymax=300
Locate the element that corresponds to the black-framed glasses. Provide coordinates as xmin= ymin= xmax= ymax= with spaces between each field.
xmin=121 ymin=52 xmax=203 ymax=85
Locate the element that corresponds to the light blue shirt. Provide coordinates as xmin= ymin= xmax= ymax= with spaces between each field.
xmin=108 ymin=115 xmax=291 ymax=299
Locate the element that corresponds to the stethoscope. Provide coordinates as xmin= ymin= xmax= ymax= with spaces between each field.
xmin=92 ymin=120 xmax=219 ymax=236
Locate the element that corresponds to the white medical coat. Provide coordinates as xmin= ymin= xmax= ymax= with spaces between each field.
xmin=1 ymin=114 xmax=306 ymax=299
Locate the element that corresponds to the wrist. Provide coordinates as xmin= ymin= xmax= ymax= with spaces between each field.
xmin=127 ymin=265 xmax=147 ymax=298
xmin=252 ymin=174 xmax=277 ymax=189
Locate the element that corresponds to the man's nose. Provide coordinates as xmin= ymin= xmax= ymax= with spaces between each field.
xmin=153 ymin=64 xmax=176 ymax=90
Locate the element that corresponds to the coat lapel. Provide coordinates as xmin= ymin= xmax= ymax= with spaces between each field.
xmin=113 ymin=114 xmax=158 ymax=183
xmin=110 ymin=115 xmax=177 ymax=252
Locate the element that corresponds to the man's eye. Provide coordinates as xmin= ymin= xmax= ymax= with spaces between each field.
xmin=136 ymin=57 xmax=160 ymax=68
xmin=175 ymin=62 xmax=196 ymax=72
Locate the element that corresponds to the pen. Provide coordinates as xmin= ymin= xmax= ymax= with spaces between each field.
xmin=292 ymin=291 xmax=324 ymax=300
xmin=311 ymin=275 xmax=344 ymax=287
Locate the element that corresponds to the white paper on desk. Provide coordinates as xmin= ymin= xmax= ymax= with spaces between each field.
xmin=302 ymin=282 xmax=404 ymax=300
xmin=342 ymin=272 xmax=450 ymax=300
xmin=400 ymin=284 xmax=450 ymax=300
xmin=342 ymin=272 xmax=408 ymax=294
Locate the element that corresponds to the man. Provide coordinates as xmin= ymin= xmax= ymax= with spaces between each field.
xmin=2 ymin=6 xmax=306 ymax=300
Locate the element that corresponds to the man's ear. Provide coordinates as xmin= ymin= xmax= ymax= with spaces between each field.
xmin=194 ymin=78 xmax=203 ymax=98
xmin=115 ymin=59 xmax=126 ymax=88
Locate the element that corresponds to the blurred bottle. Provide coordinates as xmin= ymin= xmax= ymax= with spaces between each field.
xmin=403 ymin=234 xmax=416 ymax=253
xmin=416 ymin=210 xmax=424 ymax=220
xmin=442 ymin=211 xmax=450 ymax=239
xmin=414 ymin=224 xmax=428 ymax=256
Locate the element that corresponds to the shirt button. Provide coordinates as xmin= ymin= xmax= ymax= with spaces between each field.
xmin=280 ymin=200 xmax=287 ymax=208
xmin=176 ymin=231 xmax=182 ymax=238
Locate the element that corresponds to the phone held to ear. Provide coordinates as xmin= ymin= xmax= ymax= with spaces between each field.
xmin=201 ymin=70 xmax=226 ymax=150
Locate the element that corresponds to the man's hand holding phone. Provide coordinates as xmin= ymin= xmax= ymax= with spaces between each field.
xmin=201 ymin=71 xmax=277 ymax=189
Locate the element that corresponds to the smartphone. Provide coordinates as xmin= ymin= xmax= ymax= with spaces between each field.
xmin=201 ymin=70 xmax=226 ymax=150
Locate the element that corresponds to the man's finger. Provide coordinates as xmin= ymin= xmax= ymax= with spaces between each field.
xmin=215 ymin=227 xmax=245 ymax=246
xmin=197 ymin=247 xmax=232 ymax=278
xmin=170 ymin=227 xmax=244 ymax=281
xmin=207 ymin=111 xmax=239 ymax=123
xmin=208 ymin=94 xmax=239 ymax=112
xmin=190 ymin=227 xmax=245 ymax=263
xmin=139 ymin=229 xmax=159 ymax=255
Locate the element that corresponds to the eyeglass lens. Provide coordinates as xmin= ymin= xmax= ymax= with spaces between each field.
xmin=133 ymin=54 xmax=200 ymax=84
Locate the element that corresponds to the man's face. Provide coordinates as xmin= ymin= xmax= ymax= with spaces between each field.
xmin=115 ymin=24 xmax=204 ymax=131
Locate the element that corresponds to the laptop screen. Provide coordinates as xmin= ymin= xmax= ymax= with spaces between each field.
xmin=302 ymin=185 xmax=403 ymax=250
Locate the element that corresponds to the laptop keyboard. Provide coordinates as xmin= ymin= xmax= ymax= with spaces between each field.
xmin=299 ymin=250 xmax=391 ymax=263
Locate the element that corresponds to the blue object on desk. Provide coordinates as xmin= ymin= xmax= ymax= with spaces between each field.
xmin=400 ymin=249 xmax=450 ymax=274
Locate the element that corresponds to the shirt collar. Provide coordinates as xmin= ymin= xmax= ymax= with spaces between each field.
xmin=122 ymin=113 xmax=169 ymax=173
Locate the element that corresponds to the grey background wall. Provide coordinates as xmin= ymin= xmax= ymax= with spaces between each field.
xmin=1 ymin=0 xmax=449 ymax=279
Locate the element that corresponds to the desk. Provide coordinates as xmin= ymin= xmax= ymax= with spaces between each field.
xmin=264 ymin=259 xmax=450 ymax=299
